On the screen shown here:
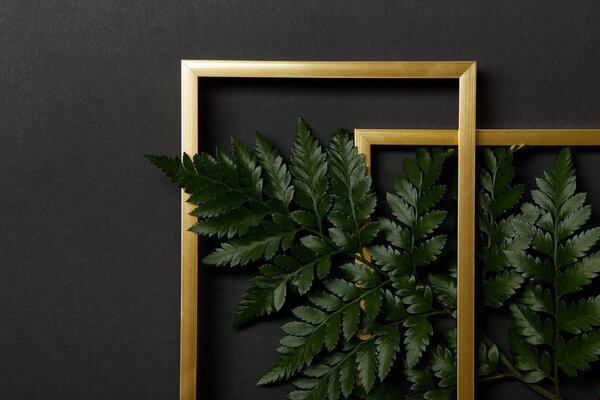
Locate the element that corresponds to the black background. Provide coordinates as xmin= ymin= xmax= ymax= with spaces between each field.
xmin=2 ymin=1 xmax=600 ymax=399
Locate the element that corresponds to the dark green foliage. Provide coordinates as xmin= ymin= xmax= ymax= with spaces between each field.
xmin=148 ymin=119 xmax=455 ymax=399
xmin=270 ymin=145 xmax=455 ymax=400
xmin=477 ymin=147 xmax=528 ymax=308
xmin=150 ymin=126 xmax=600 ymax=399
xmin=475 ymin=147 xmax=600 ymax=399
xmin=505 ymin=148 xmax=600 ymax=387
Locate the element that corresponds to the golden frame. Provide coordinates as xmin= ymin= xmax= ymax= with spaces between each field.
xmin=180 ymin=60 xmax=476 ymax=400
xmin=355 ymin=127 xmax=600 ymax=398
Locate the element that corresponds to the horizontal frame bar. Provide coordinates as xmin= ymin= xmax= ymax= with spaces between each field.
xmin=183 ymin=60 xmax=475 ymax=79
xmin=356 ymin=129 xmax=600 ymax=146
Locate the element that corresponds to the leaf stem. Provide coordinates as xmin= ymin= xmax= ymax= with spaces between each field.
xmin=302 ymin=226 xmax=392 ymax=279
xmin=552 ymin=205 xmax=562 ymax=398
xmin=480 ymin=334 xmax=561 ymax=400
xmin=477 ymin=373 xmax=515 ymax=383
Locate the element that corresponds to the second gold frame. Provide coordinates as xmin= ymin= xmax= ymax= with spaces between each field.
xmin=354 ymin=127 xmax=600 ymax=398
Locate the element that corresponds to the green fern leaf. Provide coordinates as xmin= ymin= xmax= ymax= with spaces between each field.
xmin=557 ymin=252 xmax=600 ymax=296
xmin=509 ymin=328 xmax=552 ymax=384
xmin=358 ymin=340 xmax=377 ymax=392
xmin=323 ymin=279 xmax=362 ymax=301
xmin=557 ymin=330 xmax=600 ymax=377
xmin=231 ymin=136 xmax=263 ymax=198
xmin=476 ymin=342 xmax=499 ymax=376
xmin=324 ymin=312 xmax=341 ymax=351
xmin=339 ymin=263 xmax=381 ymax=288
xmin=483 ymin=270 xmax=524 ymax=308
xmin=342 ymin=304 xmax=360 ymax=340
xmin=392 ymin=173 xmax=417 ymax=207
xmin=417 ymin=185 xmax=445 ymax=216
xmin=403 ymin=315 xmax=433 ymax=368
xmin=510 ymin=303 xmax=554 ymax=346
xmin=505 ymin=250 xmax=553 ymax=284
xmin=412 ymin=235 xmax=446 ymax=267
xmin=189 ymin=208 xmax=267 ymax=238
xmin=405 ymin=367 xmax=435 ymax=392
xmin=367 ymin=244 xmax=411 ymax=275
xmin=378 ymin=219 xmax=410 ymax=250
xmin=413 ymin=211 xmax=447 ymax=240
xmin=421 ymin=148 xmax=448 ymax=192
xmin=233 ymin=284 xmax=275 ymax=328
xmin=308 ymin=291 xmax=343 ymax=312
xmin=290 ymin=340 xmax=380 ymax=400
xmin=215 ymin=148 xmax=241 ymax=188
xmin=363 ymin=290 xmax=383 ymax=320
xmin=478 ymin=146 xmax=528 ymax=315
xmin=424 ymin=388 xmax=453 ymax=400
xmin=260 ymin=281 xmax=382 ymax=385
xmin=403 ymin=158 xmax=422 ymax=190
xmin=491 ymin=184 xmax=524 ymax=218
xmin=442 ymin=328 xmax=457 ymax=351
xmin=189 ymin=192 xmax=247 ymax=217
xmin=393 ymin=275 xmax=433 ymax=314
xmin=381 ymin=289 xmax=408 ymax=321
xmin=374 ymin=323 xmax=400 ymax=380
xmin=145 ymin=154 xmax=181 ymax=180
xmin=557 ymin=296 xmax=600 ymax=334
xmin=557 ymin=205 xmax=591 ymax=240
xmin=290 ymin=118 xmax=329 ymax=228
xmin=327 ymin=130 xmax=376 ymax=250
xmin=300 ymin=235 xmax=333 ymax=256
xmin=339 ymin=354 xmax=356 ymax=397
xmin=255 ymin=132 xmax=294 ymax=207
xmin=386 ymin=192 xmax=415 ymax=227
xmin=204 ymin=227 xmax=296 ymax=266
xmin=520 ymin=284 xmax=554 ymax=314
xmin=490 ymin=148 xmax=516 ymax=195
xmin=326 ymin=368 xmax=340 ymax=400
xmin=430 ymin=346 xmax=456 ymax=388
xmin=429 ymin=273 xmax=457 ymax=309
xmin=558 ymin=228 xmax=600 ymax=267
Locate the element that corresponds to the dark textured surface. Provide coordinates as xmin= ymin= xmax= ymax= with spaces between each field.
xmin=1 ymin=1 xmax=600 ymax=399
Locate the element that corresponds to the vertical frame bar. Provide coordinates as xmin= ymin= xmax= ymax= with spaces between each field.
xmin=180 ymin=62 xmax=199 ymax=400
xmin=457 ymin=63 xmax=477 ymax=400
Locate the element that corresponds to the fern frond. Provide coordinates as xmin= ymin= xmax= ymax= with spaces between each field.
xmin=477 ymin=147 xmax=528 ymax=310
xmin=327 ymin=130 xmax=378 ymax=252
xmin=505 ymin=147 xmax=600 ymax=390
xmin=255 ymin=132 xmax=294 ymax=208
xmin=258 ymin=281 xmax=386 ymax=385
xmin=290 ymin=118 xmax=330 ymax=231
xmin=148 ymin=131 xmax=457 ymax=399
xmin=233 ymin=248 xmax=340 ymax=327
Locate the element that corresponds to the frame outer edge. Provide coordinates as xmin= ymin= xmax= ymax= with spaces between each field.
xmin=457 ymin=62 xmax=476 ymax=400
xmin=180 ymin=61 xmax=199 ymax=400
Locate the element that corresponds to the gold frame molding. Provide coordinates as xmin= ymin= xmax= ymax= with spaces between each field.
xmin=180 ymin=60 xmax=477 ymax=400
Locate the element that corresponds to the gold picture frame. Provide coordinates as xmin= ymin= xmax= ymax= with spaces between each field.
xmin=354 ymin=127 xmax=600 ymax=398
xmin=180 ymin=60 xmax=477 ymax=400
